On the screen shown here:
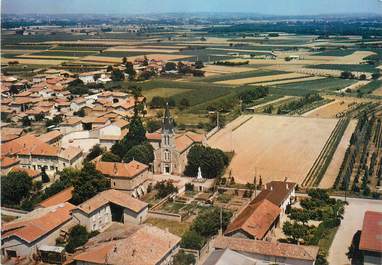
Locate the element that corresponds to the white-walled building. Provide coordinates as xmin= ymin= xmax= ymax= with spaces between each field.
xmin=71 ymin=189 xmax=148 ymax=232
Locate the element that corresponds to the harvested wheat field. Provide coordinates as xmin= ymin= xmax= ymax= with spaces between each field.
xmin=254 ymin=76 xmax=324 ymax=86
xmin=1 ymin=58 xmax=66 ymax=65
xmin=319 ymin=119 xmax=357 ymax=189
xmin=215 ymin=72 xmax=307 ymax=85
xmin=203 ymin=65 xmax=256 ymax=75
xmin=303 ymin=100 xmax=356 ymax=118
xmin=208 ymin=114 xmax=339 ymax=185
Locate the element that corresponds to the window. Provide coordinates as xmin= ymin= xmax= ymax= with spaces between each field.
xmin=6 ymin=250 xmax=17 ymax=258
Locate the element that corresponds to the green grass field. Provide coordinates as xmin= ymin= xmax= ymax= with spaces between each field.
xmin=200 ymin=69 xmax=286 ymax=83
xmin=30 ymin=51 xmax=98 ymax=57
xmin=272 ymin=78 xmax=357 ymax=92
xmin=307 ymin=64 xmax=378 ymax=73
xmin=312 ymin=49 xmax=356 ymax=56
xmin=143 ymin=87 xmax=192 ymax=101
xmin=359 ymin=80 xmax=382 ymax=94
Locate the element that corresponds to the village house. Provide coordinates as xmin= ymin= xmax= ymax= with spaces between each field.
xmin=359 ymin=211 xmax=382 ymax=265
xmin=1 ymin=203 xmax=76 ymax=260
xmin=70 ymin=97 xmax=87 ymax=112
xmin=37 ymin=130 xmax=63 ymax=146
xmin=95 ymin=160 xmax=150 ymax=197
xmin=71 ymin=189 xmax=148 ymax=232
xmin=224 ymin=181 xmax=296 ymax=240
xmin=1 ymin=134 xmax=83 ymax=176
xmin=60 ymin=117 xmax=83 ymax=134
xmin=205 ymin=236 xmax=319 ymax=265
xmin=72 ymin=223 xmax=181 ymax=265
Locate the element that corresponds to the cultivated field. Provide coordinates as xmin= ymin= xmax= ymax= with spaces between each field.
xmin=303 ymin=100 xmax=357 ymax=118
xmin=208 ymin=114 xmax=340 ymax=185
xmin=215 ymin=72 xmax=307 ymax=85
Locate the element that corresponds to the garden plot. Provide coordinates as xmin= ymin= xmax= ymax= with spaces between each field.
xmin=208 ymin=114 xmax=339 ymax=185
xmin=215 ymin=72 xmax=307 ymax=85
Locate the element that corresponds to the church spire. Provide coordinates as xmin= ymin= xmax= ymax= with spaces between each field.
xmin=162 ymin=102 xmax=174 ymax=133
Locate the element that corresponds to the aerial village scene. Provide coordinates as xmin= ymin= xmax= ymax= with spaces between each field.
xmin=0 ymin=1 xmax=381 ymax=265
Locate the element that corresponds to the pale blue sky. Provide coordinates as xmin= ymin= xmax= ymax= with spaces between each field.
xmin=2 ymin=0 xmax=382 ymax=15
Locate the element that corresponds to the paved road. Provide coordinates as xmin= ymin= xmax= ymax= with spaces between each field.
xmin=327 ymin=197 xmax=382 ymax=265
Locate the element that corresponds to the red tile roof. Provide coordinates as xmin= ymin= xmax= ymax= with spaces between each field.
xmin=2 ymin=202 xmax=75 ymax=243
xmin=76 ymin=189 xmax=148 ymax=214
xmin=95 ymin=160 xmax=148 ymax=179
xmin=1 ymin=134 xmax=59 ymax=157
xmin=10 ymin=166 xmax=41 ymax=178
xmin=225 ymin=199 xmax=281 ymax=239
xmin=37 ymin=130 xmax=63 ymax=143
xmin=38 ymin=187 xmax=74 ymax=208
xmin=0 ymin=156 xmax=20 ymax=169
xmin=253 ymin=181 xmax=296 ymax=207
xmin=214 ymin=236 xmax=319 ymax=261
xmin=359 ymin=211 xmax=382 ymax=253
xmin=73 ymin=224 xmax=180 ymax=265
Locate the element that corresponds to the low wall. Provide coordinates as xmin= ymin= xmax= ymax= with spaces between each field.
xmin=148 ymin=210 xmax=182 ymax=222
xmin=206 ymin=126 xmax=220 ymax=139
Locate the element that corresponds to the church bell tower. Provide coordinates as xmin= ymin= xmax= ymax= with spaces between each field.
xmin=161 ymin=103 xmax=175 ymax=174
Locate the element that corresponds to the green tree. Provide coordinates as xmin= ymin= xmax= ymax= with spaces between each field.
xmin=71 ymin=162 xmax=110 ymax=205
xmin=184 ymin=145 xmax=228 ymax=179
xmin=1 ymin=171 xmax=32 ymax=206
xmin=282 ymin=221 xmax=309 ymax=243
xmin=111 ymin=68 xmax=125 ymax=81
xmin=179 ymin=98 xmax=190 ymax=110
xmin=194 ymin=60 xmax=204 ymax=69
xmin=65 ymin=225 xmax=89 ymax=253
xmin=180 ymin=230 xmax=206 ymax=250
xmin=164 ymin=62 xmax=177 ymax=72
xmin=121 ymin=113 xmax=147 ymax=152
xmin=101 ymin=152 xmax=121 ymax=162
xmin=154 ymin=181 xmax=178 ymax=199
xmin=191 ymin=208 xmax=232 ymax=238
xmin=146 ymin=119 xmax=161 ymax=133
xmin=289 ymin=208 xmax=311 ymax=225
xmin=125 ymin=61 xmax=136 ymax=80
xmin=150 ymin=96 xmax=166 ymax=108
xmin=173 ymin=250 xmax=196 ymax=265
xmin=123 ymin=144 xmax=154 ymax=165
xmin=85 ymin=144 xmax=104 ymax=162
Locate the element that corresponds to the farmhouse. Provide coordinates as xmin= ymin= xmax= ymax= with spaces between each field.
xmin=71 ymin=189 xmax=148 ymax=232
xmin=1 ymin=203 xmax=76 ymax=260
xmin=95 ymin=160 xmax=150 ymax=197
xmin=225 ymin=181 xmax=296 ymax=240
xmin=72 ymin=223 xmax=181 ymax=265
xmin=359 ymin=211 xmax=382 ymax=265
xmin=224 ymin=199 xmax=281 ymax=240
xmin=148 ymin=104 xmax=205 ymax=175
xmin=205 ymin=236 xmax=319 ymax=265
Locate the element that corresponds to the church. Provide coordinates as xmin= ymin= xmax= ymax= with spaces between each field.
xmin=146 ymin=104 xmax=205 ymax=175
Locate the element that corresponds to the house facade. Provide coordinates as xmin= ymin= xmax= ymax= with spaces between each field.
xmin=71 ymin=189 xmax=148 ymax=232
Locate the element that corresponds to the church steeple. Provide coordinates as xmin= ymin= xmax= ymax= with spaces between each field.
xmin=162 ymin=102 xmax=174 ymax=133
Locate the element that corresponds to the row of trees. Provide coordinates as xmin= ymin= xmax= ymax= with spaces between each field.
xmin=150 ymin=96 xmax=190 ymax=110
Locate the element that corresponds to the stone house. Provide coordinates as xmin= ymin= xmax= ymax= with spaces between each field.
xmin=71 ymin=189 xmax=148 ymax=232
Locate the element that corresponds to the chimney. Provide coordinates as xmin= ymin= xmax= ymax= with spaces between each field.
xmin=132 ymin=249 xmax=136 ymax=257
xmin=113 ymin=163 xmax=118 ymax=174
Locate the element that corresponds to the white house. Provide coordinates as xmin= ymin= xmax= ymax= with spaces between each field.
xmin=71 ymin=189 xmax=148 ymax=232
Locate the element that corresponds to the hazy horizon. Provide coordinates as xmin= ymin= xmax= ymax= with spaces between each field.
xmin=2 ymin=0 xmax=382 ymax=16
